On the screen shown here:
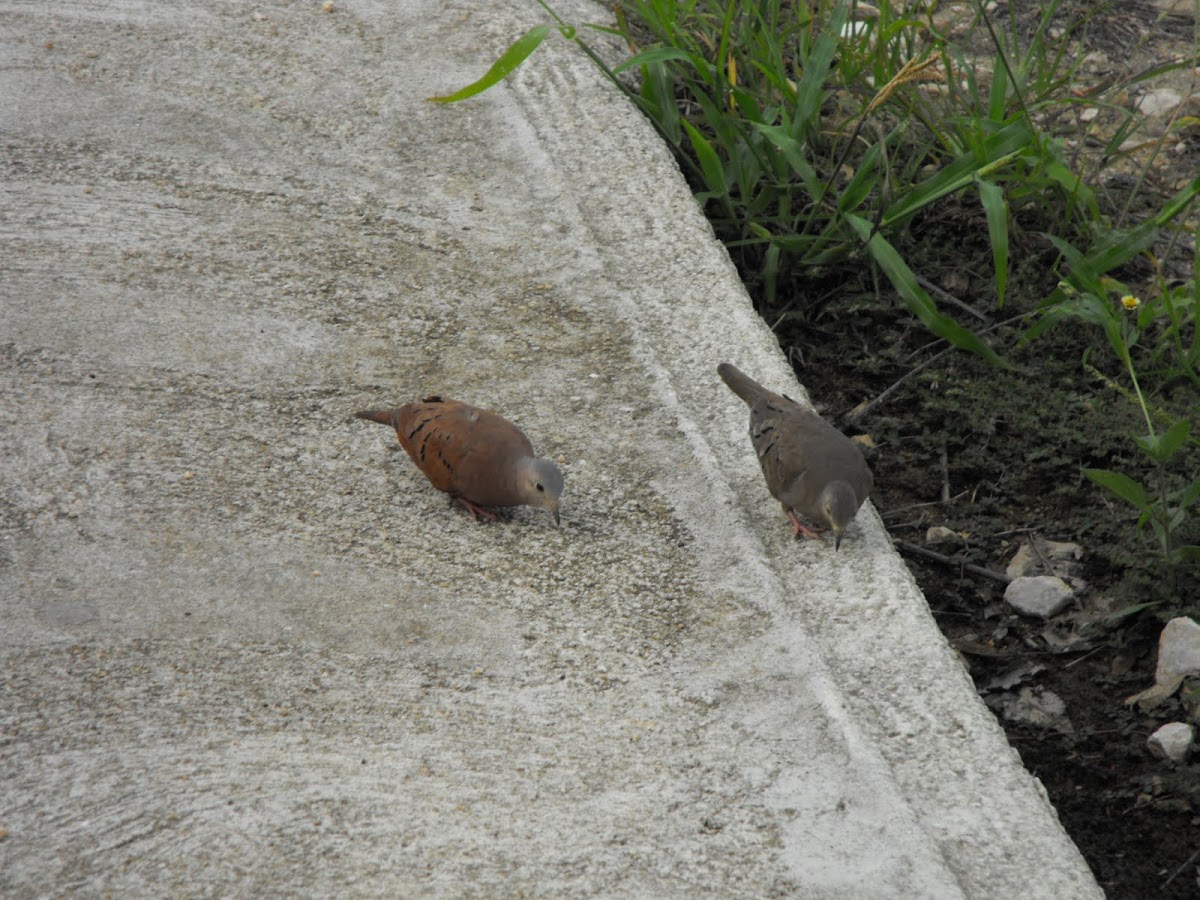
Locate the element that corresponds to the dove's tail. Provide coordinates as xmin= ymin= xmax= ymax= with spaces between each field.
xmin=717 ymin=363 xmax=768 ymax=407
xmin=354 ymin=409 xmax=400 ymax=428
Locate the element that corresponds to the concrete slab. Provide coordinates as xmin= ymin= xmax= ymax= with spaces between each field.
xmin=0 ymin=0 xmax=1101 ymax=896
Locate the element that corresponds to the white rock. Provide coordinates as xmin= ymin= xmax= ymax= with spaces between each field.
xmin=1152 ymin=0 xmax=1197 ymax=20
xmin=1157 ymin=617 xmax=1200 ymax=682
xmin=925 ymin=526 xmax=960 ymax=544
xmin=1004 ymin=575 xmax=1075 ymax=618
xmin=1148 ymin=722 xmax=1194 ymax=763
xmin=1127 ymin=617 xmax=1200 ymax=707
xmin=988 ymin=687 xmax=1074 ymax=734
xmin=1137 ymin=88 xmax=1183 ymax=117
xmin=1005 ymin=538 xmax=1082 ymax=579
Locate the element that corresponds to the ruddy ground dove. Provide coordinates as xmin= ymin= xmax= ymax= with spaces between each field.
xmin=356 ymin=396 xmax=563 ymax=525
xmin=718 ymin=363 xmax=872 ymax=549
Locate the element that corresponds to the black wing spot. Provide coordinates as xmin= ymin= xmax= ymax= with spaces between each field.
xmin=407 ymin=413 xmax=441 ymax=441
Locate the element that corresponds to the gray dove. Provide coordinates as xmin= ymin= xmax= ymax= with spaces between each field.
xmin=718 ymin=363 xmax=872 ymax=549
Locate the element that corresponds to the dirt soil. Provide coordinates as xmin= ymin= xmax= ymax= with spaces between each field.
xmin=785 ymin=299 xmax=1199 ymax=900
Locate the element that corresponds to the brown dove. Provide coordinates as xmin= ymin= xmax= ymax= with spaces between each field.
xmin=355 ymin=396 xmax=563 ymax=525
xmin=718 ymin=363 xmax=872 ymax=549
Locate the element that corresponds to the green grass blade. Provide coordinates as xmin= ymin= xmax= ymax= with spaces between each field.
xmin=791 ymin=1 xmax=847 ymax=139
xmin=638 ymin=60 xmax=686 ymax=146
xmin=847 ymin=214 xmax=1007 ymax=365
xmin=1081 ymin=224 xmax=1157 ymax=276
xmin=882 ymin=121 xmax=1034 ymax=226
xmin=637 ymin=60 xmax=683 ymax=145
xmin=612 ymin=46 xmax=695 ymax=74
xmin=1037 ymin=155 xmax=1099 ymax=221
xmin=837 ymin=142 xmax=883 ymax=214
xmin=749 ymin=122 xmax=821 ymax=195
xmin=427 ymin=25 xmax=552 ymax=103
xmin=763 ymin=241 xmax=781 ymax=308
xmin=1021 ymin=292 xmax=1075 ymax=342
xmin=977 ymin=177 xmax=1009 ymax=305
xmin=1043 ymin=233 xmax=1102 ymax=295
xmin=770 ymin=233 xmax=820 ymax=253
xmin=987 ymin=52 xmax=1009 ymax=121
xmin=682 ymin=120 xmax=728 ymax=197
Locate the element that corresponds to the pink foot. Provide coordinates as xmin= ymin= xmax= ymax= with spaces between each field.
xmin=453 ymin=497 xmax=500 ymax=522
xmin=787 ymin=509 xmax=824 ymax=541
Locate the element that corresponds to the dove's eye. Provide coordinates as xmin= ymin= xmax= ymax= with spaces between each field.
xmin=536 ymin=483 xmax=545 ymax=492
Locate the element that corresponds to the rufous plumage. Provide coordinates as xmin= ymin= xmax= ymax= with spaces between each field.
xmin=356 ymin=396 xmax=563 ymax=525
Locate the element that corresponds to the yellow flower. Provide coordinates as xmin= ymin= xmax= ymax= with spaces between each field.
xmin=1121 ymin=294 xmax=1141 ymax=310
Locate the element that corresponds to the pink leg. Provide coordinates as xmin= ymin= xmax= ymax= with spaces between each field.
xmin=453 ymin=497 xmax=500 ymax=522
xmin=787 ymin=509 xmax=824 ymax=540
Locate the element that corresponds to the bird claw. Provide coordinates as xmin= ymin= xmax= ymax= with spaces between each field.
xmin=787 ymin=510 xmax=825 ymax=541
xmin=453 ymin=497 xmax=501 ymax=522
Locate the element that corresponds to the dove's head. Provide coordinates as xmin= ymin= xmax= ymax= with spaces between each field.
xmin=819 ymin=481 xmax=862 ymax=550
xmin=520 ymin=457 xmax=564 ymax=526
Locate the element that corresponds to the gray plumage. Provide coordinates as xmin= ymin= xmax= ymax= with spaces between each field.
xmin=718 ymin=363 xmax=872 ymax=549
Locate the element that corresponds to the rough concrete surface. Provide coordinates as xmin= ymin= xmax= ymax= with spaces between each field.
xmin=0 ymin=1 xmax=1101 ymax=896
